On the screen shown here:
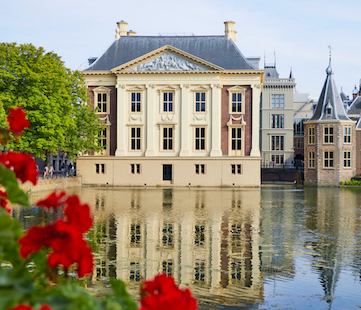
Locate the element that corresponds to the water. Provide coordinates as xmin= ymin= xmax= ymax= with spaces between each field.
xmin=13 ymin=186 xmax=361 ymax=310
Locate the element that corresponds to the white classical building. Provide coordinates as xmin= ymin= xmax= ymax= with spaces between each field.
xmin=77 ymin=21 xmax=264 ymax=187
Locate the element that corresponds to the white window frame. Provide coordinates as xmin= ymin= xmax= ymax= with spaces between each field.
xmin=271 ymin=94 xmax=285 ymax=109
xmin=191 ymin=86 xmax=209 ymax=113
xmin=271 ymin=135 xmax=284 ymax=151
xmin=131 ymin=164 xmax=141 ymax=174
xmin=194 ymin=126 xmax=207 ymax=151
xmin=127 ymin=86 xmax=145 ymax=114
xmin=160 ymin=125 xmax=175 ymax=152
xmin=161 ymin=91 xmax=175 ymax=113
xmin=92 ymin=86 xmax=111 ymax=114
xmin=195 ymin=164 xmax=206 ymax=174
xmin=95 ymin=126 xmax=110 ymax=156
xmin=227 ymin=86 xmax=246 ymax=114
xmin=129 ymin=126 xmax=143 ymax=151
xmin=231 ymin=164 xmax=242 ymax=174
xmin=228 ymin=125 xmax=245 ymax=156
xmin=271 ymin=154 xmax=284 ymax=165
xmin=271 ymin=114 xmax=284 ymax=128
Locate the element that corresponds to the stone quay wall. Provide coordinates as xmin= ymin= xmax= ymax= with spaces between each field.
xmin=20 ymin=177 xmax=81 ymax=193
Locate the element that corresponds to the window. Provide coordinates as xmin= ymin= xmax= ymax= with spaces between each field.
xmin=231 ymin=164 xmax=242 ymax=174
xmin=162 ymin=260 xmax=174 ymax=276
xmin=98 ymin=128 xmax=107 ymax=151
xmin=308 ymin=151 xmax=315 ymax=168
xmin=131 ymin=92 xmax=142 ymax=113
xmin=231 ymin=93 xmax=242 ymax=113
xmin=93 ymin=86 xmax=110 ymax=114
xmin=231 ymin=128 xmax=242 ymax=152
xmin=271 ymin=136 xmax=284 ymax=150
xmin=129 ymin=262 xmax=141 ymax=281
xmin=95 ymin=164 xmax=105 ymax=174
xmin=344 ymin=126 xmax=351 ymax=143
xmin=195 ymin=127 xmax=206 ymax=150
xmin=271 ymin=94 xmax=284 ymax=109
xmin=344 ymin=151 xmax=351 ymax=167
xmin=308 ymin=127 xmax=315 ymax=144
xmin=271 ymin=114 xmax=284 ymax=128
xmin=324 ymin=126 xmax=334 ymax=144
xmin=194 ymin=259 xmax=206 ymax=282
xmin=162 ymin=127 xmax=173 ymax=150
xmin=195 ymin=92 xmax=206 ymax=112
xmin=296 ymin=139 xmax=302 ymax=149
xmin=130 ymin=127 xmax=142 ymax=150
xmin=324 ymin=151 xmax=334 ymax=168
xmin=131 ymin=164 xmax=141 ymax=174
xmin=162 ymin=92 xmax=174 ymax=112
xmin=195 ymin=164 xmax=205 ymax=174
xmin=195 ymin=224 xmax=205 ymax=246
xmin=130 ymin=222 xmax=142 ymax=247
xmin=271 ymin=155 xmax=284 ymax=164
xmin=162 ymin=223 xmax=174 ymax=248
xmin=228 ymin=86 xmax=246 ymax=114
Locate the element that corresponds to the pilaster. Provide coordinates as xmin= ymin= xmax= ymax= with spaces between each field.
xmin=145 ymin=84 xmax=155 ymax=156
xmin=210 ymin=84 xmax=223 ymax=156
xmin=115 ymin=84 xmax=126 ymax=156
xmin=250 ymin=84 xmax=261 ymax=157
xmin=179 ymin=84 xmax=190 ymax=157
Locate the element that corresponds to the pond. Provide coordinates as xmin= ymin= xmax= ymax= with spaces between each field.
xmin=13 ymin=186 xmax=361 ymax=310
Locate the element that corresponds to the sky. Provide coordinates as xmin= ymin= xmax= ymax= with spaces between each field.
xmin=1 ymin=0 xmax=360 ymax=99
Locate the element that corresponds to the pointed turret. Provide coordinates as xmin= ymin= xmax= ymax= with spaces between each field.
xmin=289 ymin=67 xmax=294 ymax=79
xmin=309 ymin=62 xmax=350 ymax=121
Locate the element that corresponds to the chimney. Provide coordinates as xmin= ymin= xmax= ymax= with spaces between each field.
xmin=224 ymin=21 xmax=236 ymax=43
xmin=127 ymin=30 xmax=136 ymax=36
xmin=115 ymin=21 xmax=128 ymax=39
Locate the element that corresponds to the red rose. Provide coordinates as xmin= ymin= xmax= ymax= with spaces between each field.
xmin=5 ymin=304 xmax=33 ymax=310
xmin=6 ymin=107 xmax=30 ymax=135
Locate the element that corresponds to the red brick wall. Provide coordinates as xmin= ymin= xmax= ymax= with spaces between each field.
xmin=87 ymin=86 xmax=117 ymax=156
xmin=221 ymin=86 xmax=252 ymax=156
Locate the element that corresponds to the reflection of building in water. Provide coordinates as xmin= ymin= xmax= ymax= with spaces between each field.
xmin=259 ymin=190 xmax=297 ymax=279
xmin=84 ymin=187 xmax=263 ymax=305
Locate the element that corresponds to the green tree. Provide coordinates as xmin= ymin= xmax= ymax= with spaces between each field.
xmin=0 ymin=43 xmax=104 ymax=162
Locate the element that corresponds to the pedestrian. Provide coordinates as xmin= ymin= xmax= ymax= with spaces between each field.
xmin=61 ymin=163 xmax=65 ymax=175
xmin=49 ymin=165 xmax=54 ymax=178
xmin=44 ymin=165 xmax=49 ymax=178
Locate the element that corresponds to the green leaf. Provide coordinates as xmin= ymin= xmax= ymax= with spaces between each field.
xmin=0 ymin=164 xmax=29 ymax=207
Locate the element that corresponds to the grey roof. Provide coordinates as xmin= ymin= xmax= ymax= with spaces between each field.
xmin=86 ymin=36 xmax=256 ymax=71
xmin=264 ymin=65 xmax=279 ymax=78
xmin=340 ymin=91 xmax=348 ymax=102
xmin=308 ymin=64 xmax=351 ymax=121
xmin=348 ymin=96 xmax=361 ymax=115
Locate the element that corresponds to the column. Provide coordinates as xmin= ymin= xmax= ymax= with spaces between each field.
xmin=145 ymin=84 xmax=155 ymax=156
xmin=179 ymin=84 xmax=190 ymax=157
xmin=210 ymin=84 xmax=222 ymax=156
xmin=250 ymin=84 xmax=261 ymax=157
xmin=115 ymin=84 xmax=126 ymax=156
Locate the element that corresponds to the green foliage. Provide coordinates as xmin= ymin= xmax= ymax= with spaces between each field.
xmin=0 ymin=43 xmax=104 ymax=160
xmin=340 ymin=180 xmax=361 ymax=186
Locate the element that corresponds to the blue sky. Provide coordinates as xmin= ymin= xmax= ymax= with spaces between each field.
xmin=2 ymin=0 xmax=360 ymax=98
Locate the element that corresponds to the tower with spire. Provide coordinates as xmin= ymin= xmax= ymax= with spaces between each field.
xmin=303 ymin=54 xmax=356 ymax=186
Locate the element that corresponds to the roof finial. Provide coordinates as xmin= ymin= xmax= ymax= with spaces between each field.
xmin=326 ymin=45 xmax=333 ymax=75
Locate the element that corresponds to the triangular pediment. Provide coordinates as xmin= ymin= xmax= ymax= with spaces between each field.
xmin=111 ymin=45 xmax=224 ymax=73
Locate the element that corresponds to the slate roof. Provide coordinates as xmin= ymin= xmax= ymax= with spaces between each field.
xmin=85 ymin=36 xmax=256 ymax=71
xmin=308 ymin=64 xmax=351 ymax=121
xmin=264 ymin=65 xmax=279 ymax=78
xmin=348 ymin=96 xmax=361 ymax=115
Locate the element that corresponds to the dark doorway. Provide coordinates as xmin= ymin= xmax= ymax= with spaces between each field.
xmin=163 ymin=165 xmax=172 ymax=181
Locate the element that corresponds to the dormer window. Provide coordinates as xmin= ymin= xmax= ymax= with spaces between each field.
xmin=326 ymin=108 xmax=332 ymax=115
xmin=325 ymin=101 xmax=332 ymax=116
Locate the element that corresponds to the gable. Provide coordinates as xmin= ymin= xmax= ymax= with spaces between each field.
xmin=128 ymin=52 xmax=210 ymax=72
xmin=111 ymin=45 xmax=223 ymax=74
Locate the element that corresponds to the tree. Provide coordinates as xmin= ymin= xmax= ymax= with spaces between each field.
xmin=0 ymin=43 xmax=104 ymax=162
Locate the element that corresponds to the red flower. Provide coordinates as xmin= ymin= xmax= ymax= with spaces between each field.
xmin=64 ymin=195 xmax=92 ymax=233
xmin=6 ymin=107 xmax=30 ymax=135
xmin=0 ymin=151 xmax=38 ymax=185
xmin=140 ymin=274 xmax=197 ymax=310
xmin=36 ymin=191 xmax=67 ymax=209
xmin=39 ymin=305 xmax=52 ymax=310
xmin=0 ymin=190 xmax=11 ymax=214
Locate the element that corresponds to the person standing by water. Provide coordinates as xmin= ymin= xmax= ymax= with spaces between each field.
xmin=49 ymin=165 xmax=54 ymax=178
xmin=44 ymin=165 xmax=49 ymax=178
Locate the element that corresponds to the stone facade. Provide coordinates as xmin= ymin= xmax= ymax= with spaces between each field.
xmin=78 ymin=21 xmax=264 ymax=187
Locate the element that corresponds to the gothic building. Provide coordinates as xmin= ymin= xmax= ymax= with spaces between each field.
xmin=77 ymin=21 xmax=264 ymax=187
xmin=303 ymin=61 xmax=356 ymax=186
